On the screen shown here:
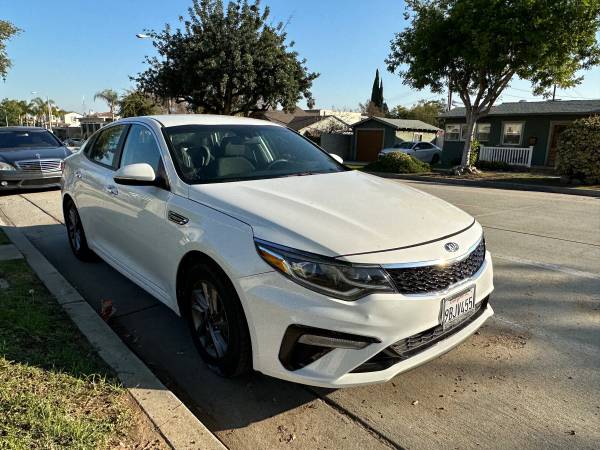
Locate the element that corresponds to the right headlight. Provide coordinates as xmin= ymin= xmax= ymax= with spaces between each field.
xmin=255 ymin=239 xmax=396 ymax=301
xmin=0 ymin=162 xmax=16 ymax=171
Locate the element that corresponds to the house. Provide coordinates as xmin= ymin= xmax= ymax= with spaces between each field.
xmin=63 ymin=112 xmax=83 ymax=127
xmin=79 ymin=112 xmax=116 ymax=138
xmin=352 ymin=117 xmax=441 ymax=161
xmin=439 ymin=99 xmax=600 ymax=167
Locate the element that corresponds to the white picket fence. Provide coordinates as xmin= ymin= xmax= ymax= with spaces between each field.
xmin=479 ymin=145 xmax=534 ymax=168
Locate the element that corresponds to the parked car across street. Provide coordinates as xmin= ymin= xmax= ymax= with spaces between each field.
xmin=61 ymin=114 xmax=493 ymax=388
xmin=379 ymin=141 xmax=442 ymax=164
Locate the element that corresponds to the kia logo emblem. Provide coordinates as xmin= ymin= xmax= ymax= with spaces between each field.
xmin=444 ymin=242 xmax=460 ymax=252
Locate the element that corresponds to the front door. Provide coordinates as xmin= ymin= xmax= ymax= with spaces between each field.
xmin=356 ymin=129 xmax=384 ymax=161
xmin=547 ymin=123 xmax=570 ymax=167
xmin=106 ymin=123 xmax=172 ymax=296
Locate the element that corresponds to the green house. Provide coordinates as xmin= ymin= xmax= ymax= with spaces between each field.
xmin=439 ymin=100 xmax=600 ymax=167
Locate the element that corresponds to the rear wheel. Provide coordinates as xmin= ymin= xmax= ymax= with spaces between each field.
xmin=64 ymin=200 xmax=96 ymax=261
xmin=183 ymin=263 xmax=252 ymax=377
xmin=431 ymin=154 xmax=440 ymax=165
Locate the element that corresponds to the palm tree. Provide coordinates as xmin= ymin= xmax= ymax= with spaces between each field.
xmin=94 ymin=89 xmax=119 ymax=120
xmin=29 ymin=97 xmax=48 ymax=127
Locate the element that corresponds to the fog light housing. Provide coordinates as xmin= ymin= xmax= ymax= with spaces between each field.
xmin=279 ymin=325 xmax=379 ymax=371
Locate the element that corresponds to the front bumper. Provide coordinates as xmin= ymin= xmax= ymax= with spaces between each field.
xmin=0 ymin=170 xmax=62 ymax=189
xmin=237 ymin=251 xmax=494 ymax=388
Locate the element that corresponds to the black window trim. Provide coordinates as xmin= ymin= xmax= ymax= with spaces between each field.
xmin=85 ymin=124 xmax=130 ymax=171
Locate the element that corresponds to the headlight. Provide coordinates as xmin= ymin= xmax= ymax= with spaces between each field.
xmin=255 ymin=240 xmax=396 ymax=301
xmin=0 ymin=162 xmax=16 ymax=171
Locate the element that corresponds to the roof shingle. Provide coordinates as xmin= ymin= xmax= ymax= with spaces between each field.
xmin=440 ymin=99 xmax=600 ymax=118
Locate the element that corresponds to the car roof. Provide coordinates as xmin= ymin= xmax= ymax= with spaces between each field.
xmin=0 ymin=126 xmax=49 ymax=132
xmin=120 ymin=114 xmax=282 ymax=128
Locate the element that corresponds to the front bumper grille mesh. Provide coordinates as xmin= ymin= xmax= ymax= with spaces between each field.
xmin=385 ymin=239 xmax=486 ymax=294
xmin=15 ymin=159 xmax=62 ymax=172
xmin=350 ymin=297 xmax=489 ymax=373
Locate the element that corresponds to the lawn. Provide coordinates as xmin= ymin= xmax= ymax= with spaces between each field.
xmin=0 ymin=247 xmax=165 ymax=448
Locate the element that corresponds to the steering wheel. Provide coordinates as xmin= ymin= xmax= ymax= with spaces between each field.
xmin=267 ymin=159 xmax=290 ymax=171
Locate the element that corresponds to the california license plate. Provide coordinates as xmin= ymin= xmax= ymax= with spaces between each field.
xmin=441 ymin=286 xmax=476 ymax=330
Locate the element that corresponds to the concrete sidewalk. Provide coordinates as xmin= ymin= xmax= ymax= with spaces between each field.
xmin=0 ymin=222 xmax=227 ymax=450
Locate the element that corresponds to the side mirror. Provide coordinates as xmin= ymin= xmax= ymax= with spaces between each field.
xmin=330 ymin=153 xmax=344 ymax=164
xmin=114 ymin=163 xmax=156 ymax=186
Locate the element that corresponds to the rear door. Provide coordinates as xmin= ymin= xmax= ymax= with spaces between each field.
xmin=73 ymin=125 xmax=128 ymax=252
xmin=104 ymin=123 xmax=173 ymax=296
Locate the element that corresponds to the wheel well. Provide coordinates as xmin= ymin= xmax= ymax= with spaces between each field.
xmin=176 ymin=251 xmax=234 ymax=317
xmin=62 ymin=193 xmax=74 ymax=214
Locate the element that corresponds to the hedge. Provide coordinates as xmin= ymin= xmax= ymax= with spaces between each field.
xmin=556 ymin=115 xmax=600 ymax=184
xmin=364 ymin=152 xmax=431 ymax=174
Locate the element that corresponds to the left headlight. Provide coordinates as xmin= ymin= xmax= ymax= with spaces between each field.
xmin=0 ymin=162 xmax=16 ymax=171
xmin=255 ymin=240 xmax=396 ymax=301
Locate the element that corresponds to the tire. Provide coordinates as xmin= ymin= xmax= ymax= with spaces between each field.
xmin=183 ymin=262 xmax=252 ymax=377
xmin=64 ymin=200 xmax=96 ymax=261
xmin=431 ymin=154 xmax=440 ymax=165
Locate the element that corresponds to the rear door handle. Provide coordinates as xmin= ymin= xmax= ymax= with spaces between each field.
xmin=105 ymin=185 xmax=119 ymax=196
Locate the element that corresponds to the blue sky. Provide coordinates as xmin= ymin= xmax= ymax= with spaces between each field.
xmin=1 ymin=0 xmax=599 ymax=113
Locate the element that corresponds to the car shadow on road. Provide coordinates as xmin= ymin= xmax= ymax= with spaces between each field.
xmin=13 ymin=222 xmax=320 ymax=431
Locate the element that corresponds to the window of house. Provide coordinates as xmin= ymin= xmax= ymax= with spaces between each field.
xmin=445 ymin=124 xmax=460 ymax=141
xmin=502 ymin=122 xmax=524 ymax=145
xmin=476 ymin=123 xmax=491 ymax=141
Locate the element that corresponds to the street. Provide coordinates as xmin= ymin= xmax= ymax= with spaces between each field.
xmin=0 ymin=181 xmax=598 ymax=450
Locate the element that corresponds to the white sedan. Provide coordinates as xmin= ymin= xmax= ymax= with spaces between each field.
xmin=379 ymin=141 xmax=442 ymax=164
xmin=61 ymin=115 xmax=493 ymax=388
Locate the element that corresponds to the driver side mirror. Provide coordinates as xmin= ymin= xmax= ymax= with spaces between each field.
xmin=330 ymin=153 xmax=344 ymax=164
xmin=114 ymin=163 xmax=156 ymax=186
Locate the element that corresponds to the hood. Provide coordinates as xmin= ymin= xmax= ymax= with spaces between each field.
xmin=188 ymin=171 xmax=474 ymax=257
xmin=0 ymin=146 xmax=70 ymax=165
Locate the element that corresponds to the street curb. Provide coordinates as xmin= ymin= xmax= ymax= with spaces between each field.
xmin=368 ymin=172 xmax=600 ymax=198
xmin=0 ymin=223 xmax=227 ymax=450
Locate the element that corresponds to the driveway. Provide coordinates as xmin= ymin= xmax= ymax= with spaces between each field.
xmin=0 ymin=181 xmax=598 ymax=450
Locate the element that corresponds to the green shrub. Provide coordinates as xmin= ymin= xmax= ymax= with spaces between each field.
xmin=556 ymin=115 xmax=600 ymax=184
xmin=469 ymin=139 xmax=480 ymax=166
xmin=475 ymin=160 xmax=513 ymax=171
xmin=364 ymin=152 xmax=431 ymax=173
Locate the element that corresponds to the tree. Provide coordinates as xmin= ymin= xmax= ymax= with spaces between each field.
xmin=118 ymin=90 xmax=162 ymax=117
xmin=134 ymin=0 xmax=318 ymax=115
xmin=29 ymin=96 xmax=54 ymax=127
xmin=387 ymin=99 xmax=445 ymax=127
xmin=370 ymin=69 xmax=383 ymax=108
xmin=0 ymin=98 xmax=29 ymax=125
xmin=94 ymin=89 xmax=119 ymax=119
xmin=386 ymin=0 xmax=600 ymax=169
xmin=0 ymin=20 xmax=21 ymax=81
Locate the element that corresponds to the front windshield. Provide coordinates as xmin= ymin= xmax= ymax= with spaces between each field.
xmin=0 ymin=130 xmax=62 ymax=150
xmin=164 ymin=124 xmax=345 ymax=183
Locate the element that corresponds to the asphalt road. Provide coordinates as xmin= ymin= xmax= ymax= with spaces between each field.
xmin=1 ymin=181 xmax=598 ymax=450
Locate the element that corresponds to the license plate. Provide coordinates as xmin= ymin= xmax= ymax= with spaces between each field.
xmin=441 ymin=286 xmax=476 ymax=330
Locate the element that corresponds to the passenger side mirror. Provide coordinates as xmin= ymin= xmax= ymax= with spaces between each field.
xmin=330 ymin=153 xmax=344 ymax=164
xmin=114 ymin=163 xmax=156 ymax=186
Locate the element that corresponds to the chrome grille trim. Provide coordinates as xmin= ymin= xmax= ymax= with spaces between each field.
xmin=384 ymin=238 xmax=486 ymax=295
xmin=15 ymin=159 xmax=62 ymax=172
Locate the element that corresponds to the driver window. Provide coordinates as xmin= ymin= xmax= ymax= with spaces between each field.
xmin=120 ymin=124 xmax=162 ymax=173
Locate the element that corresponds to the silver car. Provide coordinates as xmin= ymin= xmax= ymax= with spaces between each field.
xmin=378 ymin=141 xmax=442 ymax=164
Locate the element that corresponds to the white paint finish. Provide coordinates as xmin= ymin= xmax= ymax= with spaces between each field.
xmin=62 ymin=115 xmax=493 ymax=387
xmin=479 ymin=144 xmax=534 ymax=167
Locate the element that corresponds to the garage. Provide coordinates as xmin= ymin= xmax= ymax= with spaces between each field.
xmin=355 ymin=129 xmax=384 ymax=161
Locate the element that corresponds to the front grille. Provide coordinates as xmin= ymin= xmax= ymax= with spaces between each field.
xmin=351 ymin=297 xmax=489 ymax=373
xmin=15 ymin=159 xmax=62 ymax=172
xmin=385 ymin=239 xmax=486 ymax=295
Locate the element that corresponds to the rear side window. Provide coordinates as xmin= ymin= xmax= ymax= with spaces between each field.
xmin=88 ymin=125 xmax=127 ymax=168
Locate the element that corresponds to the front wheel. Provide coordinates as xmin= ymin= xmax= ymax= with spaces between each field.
xmin=64 ymin=200 xmax=96 ymax=261
xmin=183 ymin=263 xmax=252 ymax=377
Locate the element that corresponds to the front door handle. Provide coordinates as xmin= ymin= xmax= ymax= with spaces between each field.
xmin=105 ymin=185 xmax=118 ymax=196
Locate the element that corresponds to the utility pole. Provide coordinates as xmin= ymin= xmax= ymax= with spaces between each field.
xmin=552 ymin=84 xmax=557 ymax=101
xmin=447 ymin=77 xmax=453 ymax=111
xmin=46 ymin=96 xmax=53 ymax=131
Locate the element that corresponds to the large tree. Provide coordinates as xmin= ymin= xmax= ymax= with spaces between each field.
xmin=134 ymin=0 xmax=318 ymax=115
xmin=388 ymin=99 xmax=446 ymax=127
xmin=118 ymin=90 xmax=162 ymax=117
xmin=386 ymin=0 xmax=600 ymax=168
xmin=0 ymin=20 xmax=21 ymax=81
xmin=94 ymin=89 xmax=119 ymax=119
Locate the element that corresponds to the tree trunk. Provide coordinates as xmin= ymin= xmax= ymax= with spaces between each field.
xmin=460 ymin=110 xmax=478 ymax=167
